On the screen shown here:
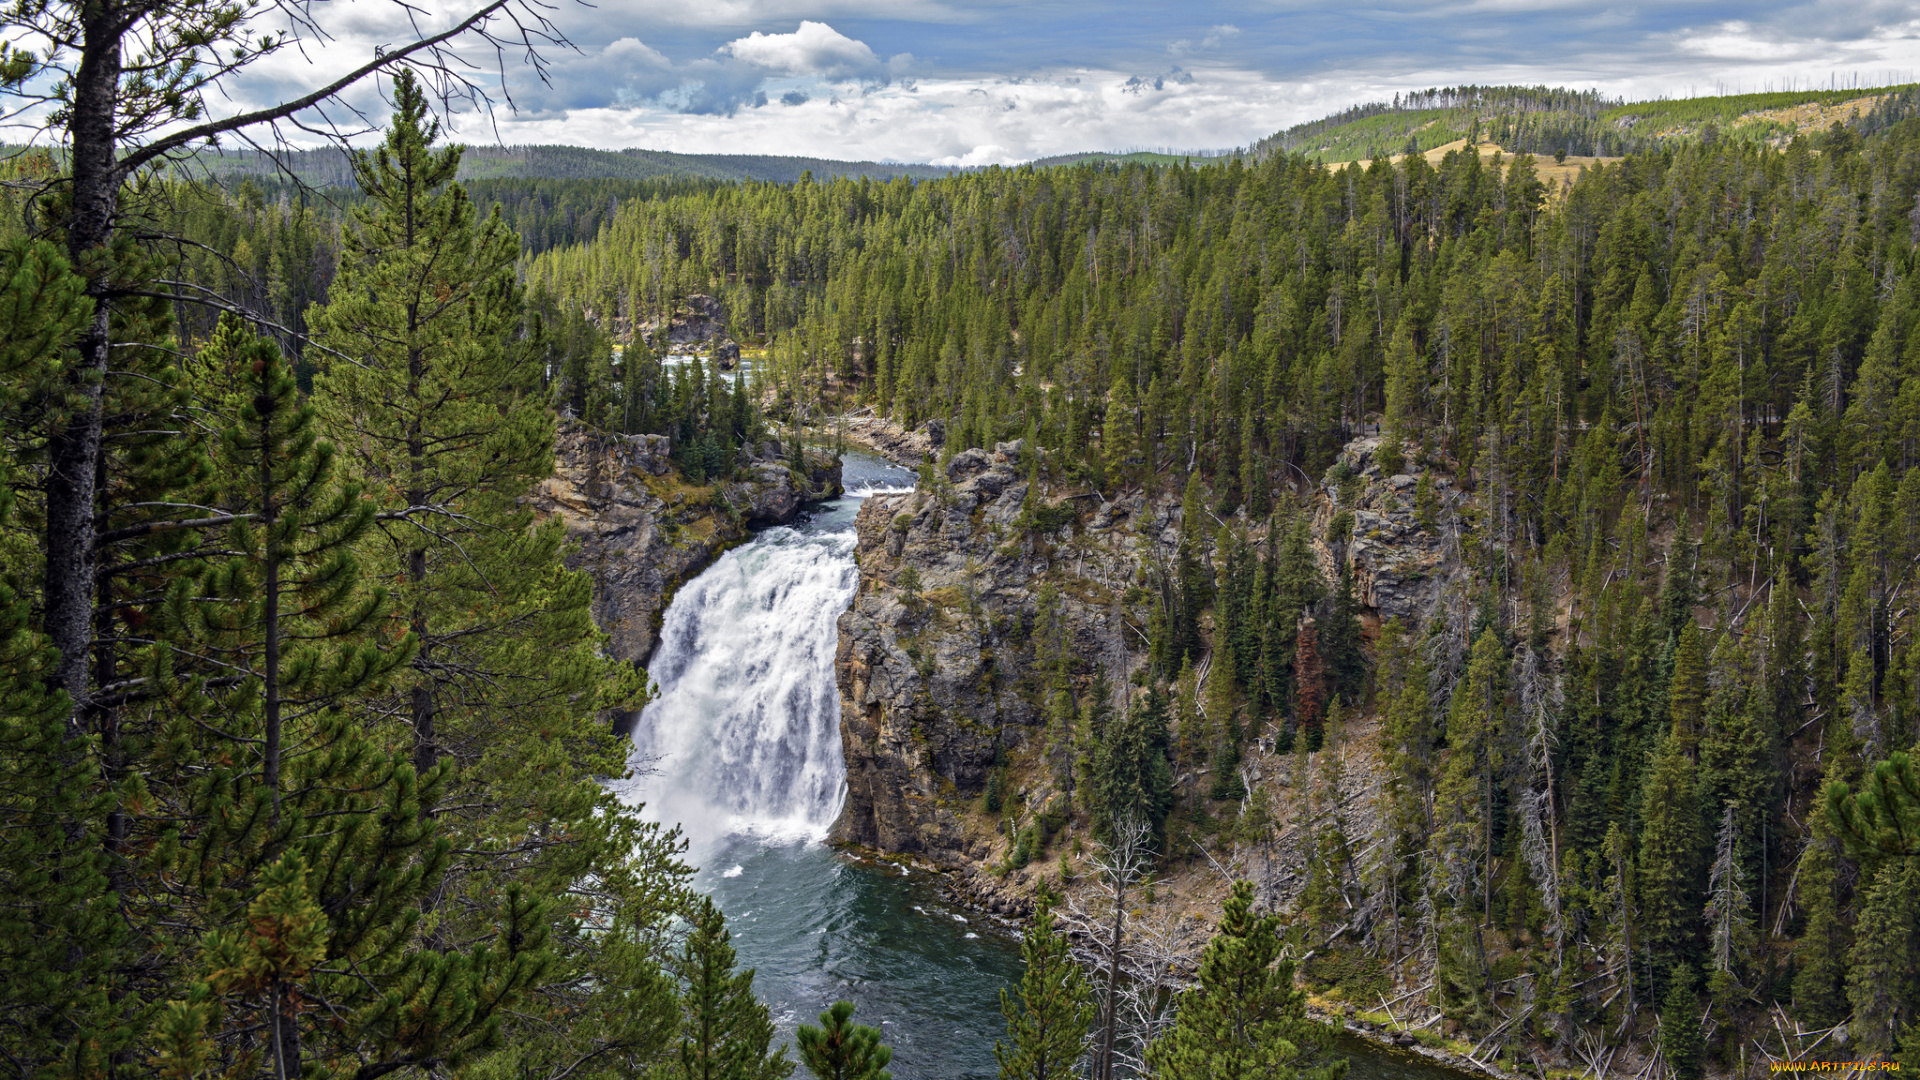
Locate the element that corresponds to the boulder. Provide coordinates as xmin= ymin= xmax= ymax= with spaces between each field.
xmin=945 ymin=447 xmax=992 ymax=482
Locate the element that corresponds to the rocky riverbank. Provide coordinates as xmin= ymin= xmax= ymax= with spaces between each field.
xmin=839 ymin=412 xmax=942 ymax=467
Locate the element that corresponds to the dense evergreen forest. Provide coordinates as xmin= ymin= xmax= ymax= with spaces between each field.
xmin=0 ymin=61 xmax=1336 ymax=1080
xmin=10 ymin=50 xmax=1920 ymax=1076
xmin=527 ymin=110 xmax=1920 ymax=1068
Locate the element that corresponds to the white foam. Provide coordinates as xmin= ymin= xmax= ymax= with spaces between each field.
xmin=622 ymin=526 xmax=860 ymax=858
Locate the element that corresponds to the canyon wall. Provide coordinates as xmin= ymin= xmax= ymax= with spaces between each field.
xmin=831 ymin=434 xmax=1470 ymax=916
xmin=526 ymin=423 xmax=842 ymax=676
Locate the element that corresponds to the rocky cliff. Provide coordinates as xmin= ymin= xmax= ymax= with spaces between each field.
xmin=831 ymin=434 xmax=1469 ymax=915
xmin=834 ymin=440 xmax=1145 ymax=860
xmin=526 ymin=423 xmax=842 ymax=695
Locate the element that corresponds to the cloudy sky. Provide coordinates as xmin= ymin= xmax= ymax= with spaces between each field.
xmin=54 ymin=0 xmax=1920 ymax=165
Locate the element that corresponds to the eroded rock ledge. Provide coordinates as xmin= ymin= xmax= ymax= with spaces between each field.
xmin=832 ymin=439 xmax=1146 ymax=859
xmin=526 ymin=423 xmax=842 ymax=681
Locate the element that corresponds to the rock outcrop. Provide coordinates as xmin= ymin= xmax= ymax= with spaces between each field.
xmin=526 ymin=424 xmax=842 ymax=683
xmin=833 ymin=439 xmax=1147 ymax=858
xmin=662 ymin=294 xmax=727 ymax=345
xmin=1314 ymin=435 xmax=1467 ymax=624
xmin=840 ymin=414 xmax=942 ymax=467
xmin=831 ymin=432 xmax=1469 ymax=891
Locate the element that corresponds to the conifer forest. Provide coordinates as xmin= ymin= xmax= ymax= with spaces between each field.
xmin=524 ymin=109 xmax=1920 ymax=1075
xmin=3 ymin=1 xmax=1920 ymax=1076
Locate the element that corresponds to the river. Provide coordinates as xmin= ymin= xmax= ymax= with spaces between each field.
xmin=620 ymin=449 xmax=1475 ymax=1080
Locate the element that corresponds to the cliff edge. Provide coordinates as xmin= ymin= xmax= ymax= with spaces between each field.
xmin=527 ymin=422 xmax=842 ymax=697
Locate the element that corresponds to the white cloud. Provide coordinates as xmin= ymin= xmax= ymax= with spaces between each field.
xmin=567 ymin=0 xmax=963 ymax=29
xmin=1170 ymin=23 xmax=1242 ymax=55
xmin=1673 ymin=21 xmax=1829 ymax=62
xmin=722 ymin=21 xmax=885 ymax=76
xmin=1203 ymin=24 xmax=1242 ymax=49
xmin=444 ymin=66 xmax=1355 ymax=165
xmin=40 ymin=0 xmax=1920 ymax=173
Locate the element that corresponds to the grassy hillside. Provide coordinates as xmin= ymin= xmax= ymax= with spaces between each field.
xmin=1251 ymin=82 xmax=1920 ymax=164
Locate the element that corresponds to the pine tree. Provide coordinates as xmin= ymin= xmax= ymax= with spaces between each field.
xmin=1089 ymin=686 xmax=1174 ymax=843
xmin=310 ymin=77 xmax=657 ymax=1037
xmin=1171 ymin=473 xmax=1210 ymax=666
xmin=1827 ymin=752 xmax=1920 ymax=1054
xmin=1379 ymin=314 xmax=1419 ymax=476
xmin=1658 ymin=968 xmax=1704 ymax=1080
xmin=996 ymin=900 xmax=1095 ymax=1080
xmin=1207 ymin=638 xmax=1246 ymax=800
xmin=1321 ymin=565 xmax=1367 ymax=704
xmin=1145 ymin=880 xmax=1347 ymax=1080
xmin=309 ymin=67 xmax=562 ymax=783
xmin=798 ymin=1001 xmax=892 ymax=1080
xmin=667 ymin=898 xmax=794 ymax=1080
xmin=1827 ymin=751 xmax=1920 ymax=859
xmin=1241 ymin=405 xmax=1270 ymax=521
xmin=1847 ymin=858 xmax=1920 ymax=1056
xmin=0 ymin=238 xmax=124 ymax=1073
xmin=1792 ymin=791 xmax=1852 ymax=1028
xmin=1103 ymin=369 xmax=1141 ymax=492
xmin=1637 ymin=726 xmax=1704 ymax=996
xmin=173 ymin=322 xmax=418 ymax=1076
xmin=1666 ymin=621 xmax=1706 ymax=757
xmin=1438 ymin=628 xmax=1506 ymax=929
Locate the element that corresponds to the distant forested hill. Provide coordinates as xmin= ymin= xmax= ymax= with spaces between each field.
xmin=1252 ymin=81 xmax=1920 ymax=162
xmin=168 ymin=142 xmax=957 ymax=187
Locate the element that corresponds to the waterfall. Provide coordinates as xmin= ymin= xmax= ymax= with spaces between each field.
xmin=622 ymin=522 xmax=861 ymax=850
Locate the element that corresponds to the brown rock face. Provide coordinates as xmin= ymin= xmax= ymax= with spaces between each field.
xmin=831 ymin=440 xmax=1143 ymax=861
xmin=525 ymin=424 xmax=842 ymax=721
xmin=1312 ymin=435 xmax=1466 ymax=624
xmin=829 ymin=432 xmax=1468 ymax=878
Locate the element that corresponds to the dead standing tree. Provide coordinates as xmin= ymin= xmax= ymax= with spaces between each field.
xmin=1058 ymin=814 xmax=1155 ymax=1080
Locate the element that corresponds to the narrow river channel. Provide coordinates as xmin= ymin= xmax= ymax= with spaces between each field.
xmin=620 ymin=449 xmax=1474 ymax=1080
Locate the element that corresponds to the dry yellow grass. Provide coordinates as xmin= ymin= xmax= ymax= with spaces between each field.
xmin=1675 ymin=92 xmax=1887 ymax=140
xmin=1360 ymin=138 xmax=1617 ymax=190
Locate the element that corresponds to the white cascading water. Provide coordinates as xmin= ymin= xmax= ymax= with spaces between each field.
xmin=622 ymin=520 xmax=865 ymax=851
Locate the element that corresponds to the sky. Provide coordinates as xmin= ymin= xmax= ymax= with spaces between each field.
xmin=21 ymin=0 xmax=1920 ymax=165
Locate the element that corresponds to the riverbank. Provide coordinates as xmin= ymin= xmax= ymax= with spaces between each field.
xmin=819 ymin=425 xmax=1549 ymax=1080
xmin=836 ymin=411 xmax=939 ymax=468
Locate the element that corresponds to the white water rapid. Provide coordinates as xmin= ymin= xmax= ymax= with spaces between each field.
xmin=624 ymin=522 xmax=859 ymax=848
